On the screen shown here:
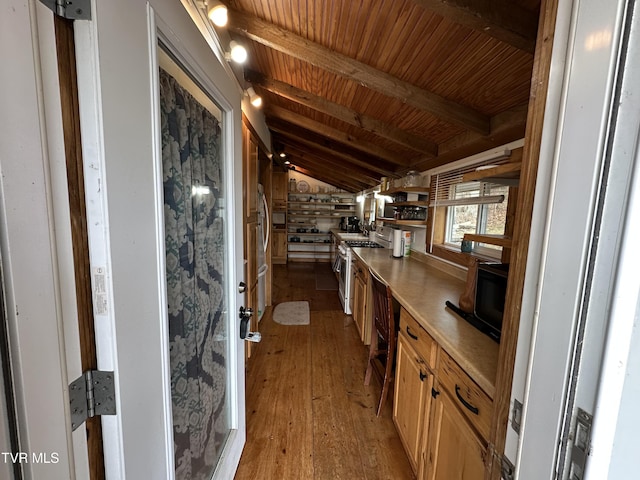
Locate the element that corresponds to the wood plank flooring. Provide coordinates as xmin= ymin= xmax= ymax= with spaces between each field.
xmin=235 ymin=263 xmax=413 ymax=479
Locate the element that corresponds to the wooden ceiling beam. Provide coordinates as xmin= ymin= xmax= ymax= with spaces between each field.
xmin=413 ymin=0 xmax=538 ymax=54
xmin=291 ymin=165 xmax=363 ymax=193
xmin=289 ymin=161 xmax=370 ymax=193
xmin=246 ymin=70 xmax=437 ymax=156
xmin=266 ymin=106 xmax=410 ymax=166
xmin=267 ymin=120 xmax=399 ymax=178
xmin=409 ymin=104 xmax=528 ymax=171
xmin=228 ymin=8 xmax=491 ymax=135
xmin=283 ymin=150 xmax=371 ymax=191
xmin=281 ymin=142 xmax=383 ymax=184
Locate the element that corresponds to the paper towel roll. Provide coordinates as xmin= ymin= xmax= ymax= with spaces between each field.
xmin=392 ymin=229 xmax=403 ymax=258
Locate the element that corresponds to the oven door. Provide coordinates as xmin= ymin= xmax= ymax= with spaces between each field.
xmin=337 ymin=246 xmax=352 ymax=314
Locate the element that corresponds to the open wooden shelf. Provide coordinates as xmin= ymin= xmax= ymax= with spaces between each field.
xmin=462 ymin=162 xmax=521 ymax=185
xmin=387 ymin=201 xmax=430 ymax=207
xmin=463 ymin=233 xmax=512 ymax=248
xmin=378 ymin=217 xmax=429 ymax=226
xmin=380 ymin=186 xmax=430 ymax=196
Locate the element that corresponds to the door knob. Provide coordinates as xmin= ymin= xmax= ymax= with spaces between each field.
xmin=238 ymin=281 xmax=247 ymax=294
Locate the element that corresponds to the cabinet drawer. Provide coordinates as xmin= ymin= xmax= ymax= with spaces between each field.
xmin=399 ymin=308 xmax=437 ymax=370
xmin=437 ymin=350 xmax=493 ymax=440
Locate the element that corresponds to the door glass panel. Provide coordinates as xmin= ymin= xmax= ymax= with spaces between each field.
xmin=159 ymin=49 xmax=229 ymax=480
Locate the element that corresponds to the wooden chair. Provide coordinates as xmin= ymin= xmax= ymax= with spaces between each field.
xmin=364 ymin=268 xmax=397 ymax=417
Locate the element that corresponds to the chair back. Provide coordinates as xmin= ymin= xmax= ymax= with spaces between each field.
xmin=369 ymin=269 xmax=394 ymax=343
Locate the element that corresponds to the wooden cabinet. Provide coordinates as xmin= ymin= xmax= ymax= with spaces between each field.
xmin=352 ymin=257 xmax=371 ymax=344
xmin=393 ymin=334 xmax=434 ymax=473
xmin=272 ymin=231 xmax=287 ymax=264
xmin=272 ymin=171 xmax=288 ymax=209
xmin=423 ymin=388 xmax=488 ymax=480
xmin=392 ymin=307 xmax=491 ymax=479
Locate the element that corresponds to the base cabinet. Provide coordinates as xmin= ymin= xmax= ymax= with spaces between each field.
xmin=272 ymin=231 xmax=287 ymax=264
xmin=393 ymin=335 xmax=433 ymax=473
xmin=352 ymin=257 xmax=371 ymax=344
xmin=423 ymin=389 xmax=488 ymax=480
xmin=392 ymin=307 xmax=491 ymax=480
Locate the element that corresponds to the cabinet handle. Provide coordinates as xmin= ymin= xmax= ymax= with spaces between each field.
xmin=419 ymin=371 xmax=427 ymax=382
xmin=431 ymin=388 xmax=440 ymax=399
xmin=455 ymin=384 xmax=479 ymax=415
xmin=406 ymin=326 xmax=418 ymax=340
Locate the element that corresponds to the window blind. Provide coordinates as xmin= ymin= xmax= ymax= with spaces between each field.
xmin=429 ymin=156 xmax=510 ymax=207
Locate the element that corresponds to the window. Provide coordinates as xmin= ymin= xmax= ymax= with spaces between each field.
xmin=429 ymin=157 xmax=512 ymax=260
xmin=445 ymin=182 xmax=509 ymax=255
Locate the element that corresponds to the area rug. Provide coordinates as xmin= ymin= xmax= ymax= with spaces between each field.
xmin=273 ymin=301 xmax=310 ymax=325
xmin=315 ymin=272 xmax=338 ymax=291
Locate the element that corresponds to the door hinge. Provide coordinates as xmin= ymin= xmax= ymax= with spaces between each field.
xmin=568 ymin=408 xmax=593 ymax=480
xmin=69 ymin=370 xmax=116 ymax=431
xmin=39 ymin=0 xmax=91 ymax=20
xmin=501 ymin=455 xmax=515 ymax=480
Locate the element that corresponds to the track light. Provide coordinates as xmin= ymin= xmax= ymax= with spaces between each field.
xmin=247 ymin=87 xmax=262 ymax=107
xmin=226 ymin=41 xmax=247 ymax=64
xmin=207 ymin=1 xmax=228 ymax=27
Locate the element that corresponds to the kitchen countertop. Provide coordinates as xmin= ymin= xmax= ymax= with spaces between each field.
xmin=350 ymin=247 xmax=499 ymax=399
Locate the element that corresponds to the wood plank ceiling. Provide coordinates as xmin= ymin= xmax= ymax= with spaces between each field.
xmin=223 ymin=0 xmax=541 ymax=192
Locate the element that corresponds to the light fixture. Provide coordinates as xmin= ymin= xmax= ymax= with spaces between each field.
xmin=246 ymin=87 xmax=262 ymax=107
xmin=207 ymin=1 xmax=228 ymax=27
xmin=279 ymin=152 xmax=286 ymax=158
xmin=226 ymin=41 xmax=247 ymax=64
xmin=284 ymin=160 xmax=291 ymax=165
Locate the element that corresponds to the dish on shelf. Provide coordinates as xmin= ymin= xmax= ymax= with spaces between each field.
xmin=296 ymin=180 xmax=310 ymax=193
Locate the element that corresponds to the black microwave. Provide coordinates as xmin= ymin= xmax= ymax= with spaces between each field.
xmin=474 ymin=263 xmax=509 ymax=341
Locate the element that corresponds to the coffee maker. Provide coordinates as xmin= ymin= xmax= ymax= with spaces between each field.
xmin=347 ymin=216 xmax=360 ymax=232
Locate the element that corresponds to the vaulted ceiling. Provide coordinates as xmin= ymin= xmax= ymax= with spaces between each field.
xmin=225 ymin=0 xmax=541 ymax=192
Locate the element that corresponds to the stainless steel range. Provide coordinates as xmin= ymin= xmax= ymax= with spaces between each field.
xmin=344 ymin=240 xmax=385 ymax=248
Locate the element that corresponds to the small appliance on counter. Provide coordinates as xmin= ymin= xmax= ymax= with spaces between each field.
xmin=444 ymin=262 xmax=509 ymax=342
xmin=347 ymin=216 xmax=360 ymax=232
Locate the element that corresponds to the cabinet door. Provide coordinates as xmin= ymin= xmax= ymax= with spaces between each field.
xmin=393 ymin=335 xmax=433 ymax=473
xmin=272 ymin=231 xmax=287 ymax=264
xmin=424 ymin=389 xmax=488 ymax=480
xmin=272 ymin=171 xmax=288 ymax=208
xmin=353 ymin=272 xmax=365 ymax=338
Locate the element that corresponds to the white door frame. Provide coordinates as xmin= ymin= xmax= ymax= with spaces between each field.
xmin=73 ymin=0 xmax=246 ymax=477
xmin=515 ymin=0 xmax=634 ymax=477
xmin=0 ymin=1 xmax=90 ymax=478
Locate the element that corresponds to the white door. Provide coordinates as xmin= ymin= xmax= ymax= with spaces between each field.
xmin=516 ymin=0 xmax=638 ymax=478
xmin=73 ymin=0 xmax=246 ymax=478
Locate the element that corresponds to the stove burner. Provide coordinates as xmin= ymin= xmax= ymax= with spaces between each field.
xmin=345 ymin=240 xmax=385 ymax=248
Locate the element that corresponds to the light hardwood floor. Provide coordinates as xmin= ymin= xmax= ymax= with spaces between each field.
xmin=235 ymin=263 xmax=414 ymax=479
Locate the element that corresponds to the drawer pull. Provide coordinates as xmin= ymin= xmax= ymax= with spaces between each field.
xmin=455 ymin=384 xmax=479 ymax=415
xmin=406 ymin=326 xmax=419 ymax=340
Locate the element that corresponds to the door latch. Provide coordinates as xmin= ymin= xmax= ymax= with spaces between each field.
xmin=239 ymin=306 xmax=261 ymax=342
